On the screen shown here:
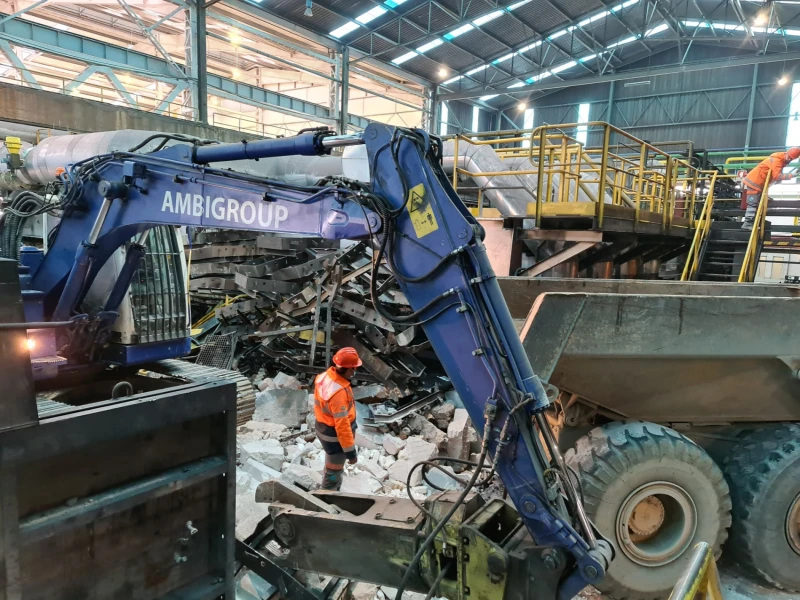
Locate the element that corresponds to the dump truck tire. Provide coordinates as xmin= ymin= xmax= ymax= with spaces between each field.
xmin=565 ymin=421 xmax=731 ymax=600
xmin=725 ymin=424 xmax=800 ymax=591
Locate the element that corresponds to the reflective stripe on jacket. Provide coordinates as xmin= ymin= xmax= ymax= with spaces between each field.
xmin=743 ymin=151 xmax=789 ymax=192
xmin=314 ymin=367 xmax=356 ymax=453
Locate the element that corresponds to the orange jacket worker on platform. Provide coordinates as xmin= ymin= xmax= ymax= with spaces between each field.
xmin=313 ymin=347 xmax=362 ymax=490
xmin=741 ymin=148 xmax=800 ymax=230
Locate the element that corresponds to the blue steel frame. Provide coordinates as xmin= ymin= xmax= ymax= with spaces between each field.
xmin=25 ymin=123 xmax=607 ymax=597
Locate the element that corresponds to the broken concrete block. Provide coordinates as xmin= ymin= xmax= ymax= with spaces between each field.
xmin=355 ymin=430 xmax=383 ymax=450
xmin=243 ymin=457 xmax=282 ymax=483
xmin=236 ymin=490 xmax=271 ymax=541
xmin=398 ymin=436 xmax=438 ymax=464
xmin=257 ymin=377 xmax=274 ymax=391
xmin=254 ymin=388 xmax=309 ymax=427
xmin=407 ymin=414 xmax=447 ymax=449
xmin=424 ymin=465 xmax=465 ymax=491
xmin=240 ymin=439 xmax=285 ymax=471
xmin=378 ymin=454 xmax=396 ymax=470
xmin=383 ymin=434 xmax=406 ymax=456
xmin=353 ymin=384 xmax=391 ymax=402
xmin=342 ymin=473 xmax=383 ymax=495
xmin=237 ymin=430 xmax=265 ymax=444
xmin=430 ymin=402 xmax=456 ymax=429
xmin=411 ymin=485 xmax=428 ymax=499
xmin=236 ymin=468 xmax=258 ymax=494
xmin=380 ymin=587 xmax=426 ymax=600
xmin=387 ymin=459 xmax=421 ymax=486
xmin=447 ymin=408 xmax=471 ymax=461
xmin=280 ymin=463 xmax=323 ymax=490
xmin=274 ymin=371 xmax=303 ymax=390
xmin=348 ymin=582 xmax=380 ymax=600
xmin=306 ymin=411 xmax=316 ymax=430
xmin=285 ymin=445 xmax=302 ymax=461
xmin=360 ymin=459 xmax=388 ymax=481
xmin=242 ymin=421 xmax=288 ymax=439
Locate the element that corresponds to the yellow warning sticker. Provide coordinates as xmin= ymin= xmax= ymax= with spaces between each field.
xmin=405 ymin=183 xmax=439 ymax=239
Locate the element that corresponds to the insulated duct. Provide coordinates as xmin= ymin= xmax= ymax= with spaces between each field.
xmin=441 ymin=140 xmax=532 ymax=216
xmin=0 ymin=129 xmax=371 ymax=190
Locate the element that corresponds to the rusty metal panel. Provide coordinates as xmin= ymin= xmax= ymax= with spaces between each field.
xmin=0 ymin=259 xmax=36 ymax=432
xmin=520 ymin=292 xmax=800 ymax=423
xmin=0 ymin=380 xmax=237 ymax=599
xmin=498 ymin=277 xmax=800 ymax=320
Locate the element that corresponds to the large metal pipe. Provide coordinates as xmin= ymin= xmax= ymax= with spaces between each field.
xmin=0 ymin=130 xmax=371 ymax=191
xmin=441 ymin=141 xmax=532 ymax=216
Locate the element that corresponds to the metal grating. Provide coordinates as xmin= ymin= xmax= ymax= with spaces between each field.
xmin=196 ymin=334 xmax=237 ymax=370
xmin=129 ymin=226 xmax=189 ymax=344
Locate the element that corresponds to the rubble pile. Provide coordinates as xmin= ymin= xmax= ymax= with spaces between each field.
xmin=187 ymin=231 xmax=452 ymax=412
xmin=234 ymin=372 xmax=486 ymax=535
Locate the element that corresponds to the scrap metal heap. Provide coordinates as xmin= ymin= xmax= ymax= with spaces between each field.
xmin=187 ymin=228 xmax=451 ymax=422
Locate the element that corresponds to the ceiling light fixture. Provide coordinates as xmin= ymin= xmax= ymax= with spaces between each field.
xmin=304 ymin=0 xmax=313 ymax=17
xmin=518 ymin=102 xmax=527 ymax=110
xmin=779 ymin=75 xmax=790 ymax=86
xmin=438 ymin=68 xmax=448 ymax=77
xmin=754 ymin=11 xmax=768 ymax=25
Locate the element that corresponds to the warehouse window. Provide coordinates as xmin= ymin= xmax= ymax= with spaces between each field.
xmin=521 ymin=108 xmax=535 ymax=147
xmin=576 ymin=102 xmax=590 ymax=145
xmin=440 ymin=102 xmax=449 ymax=136
xmin=472 ymin=106 xmax=480 ymax=133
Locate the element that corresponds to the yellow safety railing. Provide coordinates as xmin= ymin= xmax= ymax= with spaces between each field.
xmin=738 ymin=172 xmax=771 ymax=282
xmin=668 ymin=542 xmax=724 ymax=600
xmin=449 ymin=122 xmax=702 ymax=232
xmin=681 ymin=170 xmax=719 ymax=281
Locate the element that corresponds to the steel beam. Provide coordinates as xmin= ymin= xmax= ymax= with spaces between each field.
xmin=0 ymin=38 xmax=40 ymax=89
xmin=745 ymin=63 xmax=759 ymax=152
xmin=0 ymin=15 xmax=337 ymax=124
xmin=196 ymin=0 xmax=207 ymax=123
xmin=440 ymin=49 xmax=800 ymax=100
xmin=0 ymin=0 xmax=50 ymax=26
xmin=339 ymin=46 xmax=349 ymax=134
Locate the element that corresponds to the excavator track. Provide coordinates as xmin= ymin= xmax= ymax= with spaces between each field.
xmin=152 ymin=359 xmax=257 ymax=426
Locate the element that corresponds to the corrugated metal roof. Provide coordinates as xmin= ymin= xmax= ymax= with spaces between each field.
xmin=404 ymin=2 xmax=459 ymax=32
xmin=374 ymin=17 xmax=428 ymax=45
xmin=452 ymin=28 xmax=510 ymax=56
xmin=481 ymin=17 xmax=536 ymax=47
xmin=513 ymin=1 xmax=571 ymax=34
xmin=427 ymin=42 xmax=482 ymax=71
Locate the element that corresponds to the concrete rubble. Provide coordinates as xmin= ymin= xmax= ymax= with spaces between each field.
xmin=231 ymin=354 xmax=489 ymax=600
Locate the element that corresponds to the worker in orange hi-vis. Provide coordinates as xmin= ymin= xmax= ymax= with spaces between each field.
xmin=740 ymin=147 xmax=800 ymax=230
xmin=313 ymin=347 xmax=362 ymax=491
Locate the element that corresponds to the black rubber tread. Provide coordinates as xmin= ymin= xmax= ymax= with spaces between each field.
xmin=152 ymin=359 xmax=256 ymax=426
xmin=565 ymin=421 xmax=732 ymax=600
xmin=724 ymin=424 xmax=800 ymax=591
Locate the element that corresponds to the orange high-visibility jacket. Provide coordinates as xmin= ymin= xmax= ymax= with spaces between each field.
xmin=743 ymin=152 xmax=791 ymax=192
xmin=314 ymin=367 xmax=357 ymax=453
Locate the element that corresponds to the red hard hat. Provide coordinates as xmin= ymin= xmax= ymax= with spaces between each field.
xmin=788 ymin=147 xmax=800 ymax=160
xmin=333 ymin=347 xmax=362 ymax=368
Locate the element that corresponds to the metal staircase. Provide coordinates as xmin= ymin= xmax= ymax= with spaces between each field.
xmin=694 ymin=221 xmax=769 ymax=281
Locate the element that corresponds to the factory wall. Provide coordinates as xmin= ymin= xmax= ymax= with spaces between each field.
xmin=521 ymin=44 xmax=799 ymax=151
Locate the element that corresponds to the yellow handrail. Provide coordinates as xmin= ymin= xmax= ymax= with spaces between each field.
xmin=449 ymin=122 xmax=703 ymax=231
xmin=738 ymin=173 xmax=771 ymax=282
xmin=668 ymin=542 xmax=724 ymax=600
xmin=680 ymin=171 xmax=719 ymax=281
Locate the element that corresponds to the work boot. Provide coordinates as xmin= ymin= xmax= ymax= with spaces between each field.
xmin=741 ymin=220 xmax=754 ymax=231
xmin=321 ymin=466 xmax=343 ymax=491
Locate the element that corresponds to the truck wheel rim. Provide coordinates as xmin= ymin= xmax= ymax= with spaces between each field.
xmin=786 ymin=493 xmax=800 ymax=556
xmin=616 ymin=482 xmax=697 ymax=567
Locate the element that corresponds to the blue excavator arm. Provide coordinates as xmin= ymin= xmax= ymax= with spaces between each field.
xmin=24 ymin=123 xmax=611 ymax=598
